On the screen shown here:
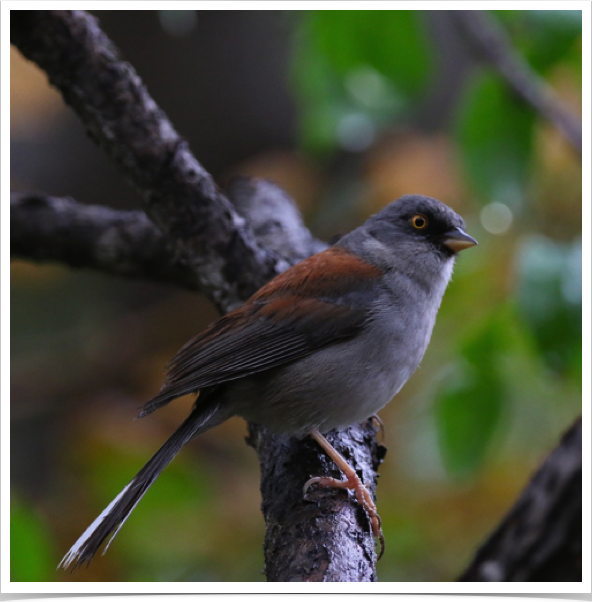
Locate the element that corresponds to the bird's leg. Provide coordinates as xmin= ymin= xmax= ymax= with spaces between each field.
xmin=303 ymin=429 xmax=384 ymax=559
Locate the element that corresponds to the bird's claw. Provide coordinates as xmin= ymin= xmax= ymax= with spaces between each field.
xmin=303 ymin=472 xmax=385 ymax=559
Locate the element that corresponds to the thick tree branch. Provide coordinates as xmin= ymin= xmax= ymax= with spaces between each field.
xmin=451 ymin=10 xmax=582 ymax=154
xmin=220 ymin=178 xmax=385 ymax=580
xmin=11 ymin=10 xmax=288 ymax=313
xmin=247 ymin=422 xmax=385 ymax=582
xmin=227 ymin=177 xmax=328 ymax=262
xmin=459 ymin=417 xmax=582 ymax=582
xmin=12 ymin=181 xmax=384 ymax=579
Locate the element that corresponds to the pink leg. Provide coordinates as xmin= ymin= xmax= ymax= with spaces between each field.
xmin=304 ymin=429 xmax=385 ymax=559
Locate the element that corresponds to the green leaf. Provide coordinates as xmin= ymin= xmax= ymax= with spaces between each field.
xmin=310 ymin=11 xmax=431 ymax=96
xmin=454 ymin=71 xmax=535 ymax=207
xmin=435 ymin=307 xmax=511 ymax=478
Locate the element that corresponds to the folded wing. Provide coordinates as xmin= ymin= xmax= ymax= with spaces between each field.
xmin=141 ymin=246 xmax=383 ymax=416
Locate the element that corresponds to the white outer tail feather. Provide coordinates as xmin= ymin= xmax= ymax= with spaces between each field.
xmin=58 ymin=482 xmax=133 ymax=569
xmin=58 ymin=401 xmax=226 ymax=570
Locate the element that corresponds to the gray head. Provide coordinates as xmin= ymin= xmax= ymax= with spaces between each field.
xmin=338 ymin=194 xmax=477 ymax=272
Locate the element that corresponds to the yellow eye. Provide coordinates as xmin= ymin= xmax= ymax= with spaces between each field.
xmin=411 ymin=214 xmax=428 ymax=230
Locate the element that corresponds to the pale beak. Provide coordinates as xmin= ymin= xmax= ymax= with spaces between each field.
xmin=439 ymin=227 xmax=478 ymax=253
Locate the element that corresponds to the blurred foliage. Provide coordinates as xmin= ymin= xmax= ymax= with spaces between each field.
xmin=494 ymin=10 xmax=583 ymax=75
xmin=10 ymin=9 xmax=581 ymax=582
xmin=293 ymin=11 xmax=432 ymax=154
xmin=454 ymin=72 xmax=535 ymax=208
xmin=11 ymin=496 xmax=55 ymax=582
xmin=435 ymin=306 xmax=510 ymax=479
xmin=517 ymin=236 xmax=582 ymax=377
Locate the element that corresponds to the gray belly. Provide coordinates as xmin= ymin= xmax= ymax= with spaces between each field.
xmin=227 ymin=319 xmax=427 ymax=437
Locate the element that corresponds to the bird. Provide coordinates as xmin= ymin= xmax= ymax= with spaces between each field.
xmin=59 ymin=194 xmax=477 ymax=569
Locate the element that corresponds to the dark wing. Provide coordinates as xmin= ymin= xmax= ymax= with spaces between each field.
xmin=140 ymin=246 xmax=383 ymax=417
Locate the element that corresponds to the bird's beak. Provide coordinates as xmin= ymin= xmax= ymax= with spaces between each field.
xmin=439 ymin=227 xmax=478 ymax=253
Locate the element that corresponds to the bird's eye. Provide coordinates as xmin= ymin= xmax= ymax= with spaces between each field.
xmin=410 ymin=214 xmax=428 ymax=230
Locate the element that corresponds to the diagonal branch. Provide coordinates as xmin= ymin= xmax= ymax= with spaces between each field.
xmin=11 ymin=10 xmax=287 ymax=313
xmin=451 ymin=10 xmax=582 ymax=154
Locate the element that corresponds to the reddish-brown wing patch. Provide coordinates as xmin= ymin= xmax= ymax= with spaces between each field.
xmin=140 ymin=246 xmax=383 ymax=416
xmin=252 ymin=246 xmax=383 ymax=302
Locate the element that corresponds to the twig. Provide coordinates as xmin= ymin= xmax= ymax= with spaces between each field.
xmin=10 ymin=191 xmax=196 ymax=288
xmin=451 ymin=10 xmax=582 ymax=154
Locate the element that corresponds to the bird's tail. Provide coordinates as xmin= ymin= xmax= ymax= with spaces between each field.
xmin=59 ymin=401 xmax=226 ymax=570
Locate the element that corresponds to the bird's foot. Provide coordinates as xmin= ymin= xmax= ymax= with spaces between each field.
xmin=304 ymin=431 xmax=385 ymax=559
xmin=303 ymin=473 xmax=383 ymax=557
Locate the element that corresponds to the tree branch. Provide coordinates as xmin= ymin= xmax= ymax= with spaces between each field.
xmin=459 ymin=417 xmax=582 ymax=582
xmin=450 ymin=10 xmax=582 ymax=154
xmin=10 ymin=190 xmax=198 ymax=288
xmin=247 ymin=422 xmax=384 ymax=582
xmin=11 ymin=10 xmax=288 ymax=313
xmin=10 ymin=182 xmax=327 ymax=291
xmin=11 ymin=181 xmax=384 ymax=580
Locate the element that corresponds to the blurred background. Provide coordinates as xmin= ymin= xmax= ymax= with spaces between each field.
xmin=10 ymin=10 xmax=582 ymax=582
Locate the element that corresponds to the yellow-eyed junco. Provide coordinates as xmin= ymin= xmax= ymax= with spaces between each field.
xmin=60 ymin=194 xmax=477 ymax=569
